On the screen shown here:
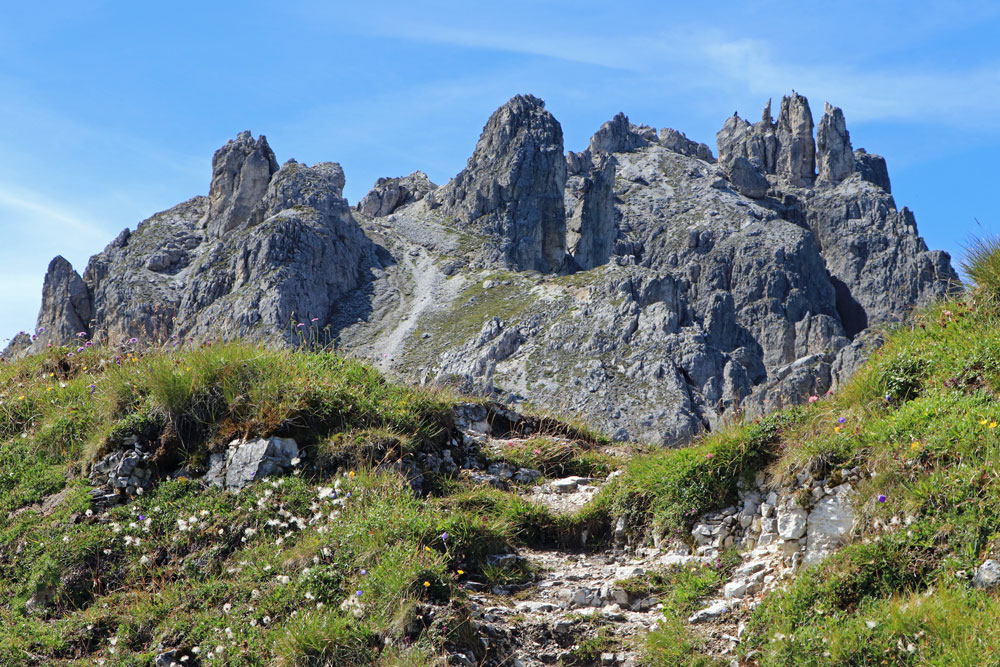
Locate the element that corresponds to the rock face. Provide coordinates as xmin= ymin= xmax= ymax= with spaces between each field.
xmin=816 ymin=103 xmax=852 ymax=184
xmin=437 ymin=94 xmax=567 ymax=272
xmin=14 ymin=92 xmax=960 ymax=444
xmin=775 ymin=93 xmax=816 ymax=186
xmin=27 ymin=256 xmax=93 ymax=354
xmin=357 ymin=171 xmax=436 ymax=218
xmin=205 ymin=131 xmax=280 ymax=238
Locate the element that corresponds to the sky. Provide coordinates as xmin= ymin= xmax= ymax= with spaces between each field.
xmin=1 ymin=1 xmax=998 ymax=344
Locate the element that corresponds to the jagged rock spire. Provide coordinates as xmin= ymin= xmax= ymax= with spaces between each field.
xmin=816 ymin=102 xmax=853 ymax=184
xmin=589 ymin=112 xmax=651 ymax=154
xmin=29 ymin=256 xmax=92 ymax=352
xmin=775 ymin=93 xmax=815 ymax=186
xmin=440 ymin=94 xmax=567 ymax=273
xmin=205 ymin=131 xmax=279 ymax=238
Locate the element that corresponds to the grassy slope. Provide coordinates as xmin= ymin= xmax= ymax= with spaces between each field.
xmin=5 ymin=245 xmax=1000 ymax=665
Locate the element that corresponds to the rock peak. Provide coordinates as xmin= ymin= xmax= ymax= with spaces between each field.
xmin=440 ymin=94 xmax=567 ymax=272
xmin=775 ymin=93 xmax=816 ymax=186
xmin=205 ymin=131 xmax=280 ymax=238
xmin=816 ymin=103 xmax=853 ymax=184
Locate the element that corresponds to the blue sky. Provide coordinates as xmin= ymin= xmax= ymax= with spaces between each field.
xmin=2 ymin=1 xmax=998 ymax=344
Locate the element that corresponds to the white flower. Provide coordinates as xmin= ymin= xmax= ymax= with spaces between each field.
xmin=276 ymin=575 xmax=290 ymax=584
xmin=223 ymin=603 xmax=232 ymax=614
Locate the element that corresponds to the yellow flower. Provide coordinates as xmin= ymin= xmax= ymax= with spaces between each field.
xmin=834 ymin=426 xmax=842 ymax=433
xmin=423 ymin=581 xmax=430 ymax=588
xmin=18 ymin=395 xmax=24 ymax=401
xmin=991 ymin=422 xmax=998 ymax=429
xmin=981 ymin=419 xmax=989 ymax=425
xmin=457 ymin=569 xmax=464 ymax=575
xmin=349 ymin=471 xmax=356 ymax=478
xmin=910 ymin=441 xmax=920 ymax=450
xmin=425 ymin=546 xmax=431 ymax=552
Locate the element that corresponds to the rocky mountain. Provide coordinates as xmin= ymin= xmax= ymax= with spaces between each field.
xmin=9 ymin=93 xmax=958 ymax=444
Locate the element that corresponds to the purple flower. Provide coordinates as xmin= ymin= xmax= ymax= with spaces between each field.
xmin=296 ymin=323 xmax=305 ymax=328
xmin=355 ymin=590 xmax=363 ymax=597
xmin=36 ymin=327 xmax=45 ymax=334
xmin=877 ymin=494 xmax=886 ymax=503
xmin=128 ymin=337 xmax=138 ymax=344
xmin=89 ymin=384 xmax=96 ymax=394
xmin=838 ymin=417 xmax=846 ymax=424
xmin=440 ymin=532 xmax=448 ymax=541
xmin=85 ymin=341 xmax=93 ymax=347
xmin=139 ymin=515 xmax=146 ymax=521
xmin=76 ymin=331 xmax=87 ymax=338
xmin=885 ymin=394 xmax=892 ymax=402
xmin=360 ymin=569 xmax=367 ymax=575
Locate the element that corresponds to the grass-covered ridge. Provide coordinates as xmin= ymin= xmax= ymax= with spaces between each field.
xmin=0 ymin=342 xmax=569 ymax=665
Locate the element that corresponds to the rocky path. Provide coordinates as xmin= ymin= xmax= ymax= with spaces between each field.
xmin=375 ymin=249 xmax=458 ymax=373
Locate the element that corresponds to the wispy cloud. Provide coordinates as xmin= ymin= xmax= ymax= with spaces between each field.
xmin=359 ymin=19 xmax=1000 ymax=132
xmin=0 ymin=185 xmax=109 ymax=242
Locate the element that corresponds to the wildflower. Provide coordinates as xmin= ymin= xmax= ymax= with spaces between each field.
xmin=910 ymin=441 xmax=920 ymax=450
xmin=348 ymin=470 xmax=356 ymax=478
xmin=424 ymin=581 xmax=430 ymax=587
xmin=311 ymin=317 xmax=319 ymax=322
xmin=128 ymin=337 xmax=138 ymax=344
xmin=360 ymin=569 xmax=367 ymax=575
xmin=885 ymin=394 xmax=892 ymax=401
xmin=457 ymin=569 xmax=465 ymax=575
xmin=808 ymin=395 xmax=819 ymax=403
xmin=838 ymin=417 xmax=846 ymax=424
xmin=877 ymin=494 xmax=887 ymax=503
xmin=425 ymin=546 xmax=432 ymax=552
xmin=89 ymin=384 xmax=97 ymax=394
xmin=980 ymin=419 xmax=989 ymax=426
xmin=440 ymin=531 xmax=448 ymax=541
xmin=705 ymin=452 xmax=714 ymax=460
xmin=834 ymin=426 xmax=842 ymax=433
xmin=356 ymin=590 xmax=363 ymax=597
xmin=296 ymin=323 xmax=305 ymax=328
xmin=991 ymin=422 xmax=998 ymax=429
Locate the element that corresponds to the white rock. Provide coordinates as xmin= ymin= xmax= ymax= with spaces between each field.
xmin=776 ymin=507 xmax=808 ymax=540
xmin=688 ymin=599 xmax=729 ymax=623
xmin=724 ymin=580 xmax=747 ymax=599
xmin=804 ymin=486 xmax=854 ymax=565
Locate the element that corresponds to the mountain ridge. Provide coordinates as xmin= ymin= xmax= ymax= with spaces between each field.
xmin=6 ymin=92 xmax=959 ymax=444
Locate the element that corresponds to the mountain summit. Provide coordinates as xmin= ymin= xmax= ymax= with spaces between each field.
xmin=10 ymin=93 xmax=958 ymax=443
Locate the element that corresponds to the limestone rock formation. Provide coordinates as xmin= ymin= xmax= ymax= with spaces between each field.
xmin=204 ymin=131 xmax=279 ymax=238
xmin=589 ymin=113 xmax=654 ymax=154
xmin=816 ymin=103 xmax=853 ymax=184
xmin=13 ymin=93 xmax=960 ymax=445
xmin=26 ymin=256 xmax=93 ymax=354
xmin=565 ymin=151 xmax=617 ymax=270
xmin=357 ymin=171 xmax=436 ymax=218
xmin=437 ymin=94 xmax=567 ymax=272
xmin=775 ymin=93 xmax=816 ymax=186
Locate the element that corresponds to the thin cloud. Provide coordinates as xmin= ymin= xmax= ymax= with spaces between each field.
xmin=365 ymin=20 xmax=1000 ymax=132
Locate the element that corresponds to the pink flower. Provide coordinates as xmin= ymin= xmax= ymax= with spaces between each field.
xmin=808 ymin=395 xmax=819 ymax=403
xmin=706 ymin=452 xmax=714 ymax=460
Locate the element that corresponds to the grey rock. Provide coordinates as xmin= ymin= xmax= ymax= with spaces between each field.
xmin=804 ymin=484 xmax=854 ymax=565
xmin=439 ymin=94 xmax=567 ymax=272
xmin=658 ymin=127 xmax=714 ymax=162
xmin=854 ymin=148 xmax=891 ymax=193
xmin=25 ymin=256 xmax=93 ymax=354
xmin=775 ymin=93 xmax=816 ymax=186
xmin=776 ymin=506 xmax=808 ymax=540
xmin=358 ymin=171 xmax=437 ymax=217
xmin=974 ymin=559 xmax=1000 ymax=589
xmin=589 ymin=113 xmax=650 ymax=154
xmin=565 ymin=151 xmax=617 ymax=270
xmin=206 ymin=437 xmax=300 ymax=489
xmin=722 ymin=156 xmax=768 ymax=199
xmin=205 ymin=131 xmax=279 ymax=238
xmin=816 ymin=103 xmax=853 ymax=184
